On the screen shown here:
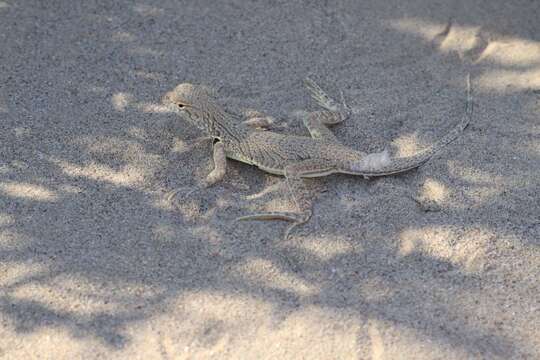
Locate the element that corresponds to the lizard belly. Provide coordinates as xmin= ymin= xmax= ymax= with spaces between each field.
xmin=255 ymin=163 xmax=285 ymax=176
xmin=226 ymin=152 xmax=285 ymax=176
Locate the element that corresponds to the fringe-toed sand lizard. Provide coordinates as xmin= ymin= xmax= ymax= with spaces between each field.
xmin=163 ymin=75 xmax=472 ymax=239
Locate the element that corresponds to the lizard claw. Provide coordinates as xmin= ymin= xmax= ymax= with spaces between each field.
xmin=339 ymin=89 xmax=352 ymax=119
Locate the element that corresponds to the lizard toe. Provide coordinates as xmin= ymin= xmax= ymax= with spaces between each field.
xmin=166 ymin=186 xmax=200 ymax=206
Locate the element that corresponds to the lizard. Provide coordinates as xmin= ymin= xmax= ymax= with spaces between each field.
xmin=163 ymin=75 xmax=472 ymax=239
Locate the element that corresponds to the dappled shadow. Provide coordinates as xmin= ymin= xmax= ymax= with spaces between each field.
xmin=0 ymin=0 xmax=538 ymax=358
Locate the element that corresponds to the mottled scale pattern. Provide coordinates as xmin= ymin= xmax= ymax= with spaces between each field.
xmin=222 ymin=129 xmax=365 ymax=172
xmin=163 ymin=77 xmax=472 ymax=240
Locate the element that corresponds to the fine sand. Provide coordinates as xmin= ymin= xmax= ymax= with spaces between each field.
xmin=0 ymin=1 xmax=539 ymax=359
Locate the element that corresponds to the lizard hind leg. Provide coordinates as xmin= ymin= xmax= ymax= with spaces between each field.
xmin=303 ymin=111 xmax=341 ymax=142
xmin=235 ymin=208 xmax=312 ymax=242
xmin=236 ymin=160 xmax=332 ymax=240
xmin=304 ymin=77 xmax=351 ymax=123
xmin=303 ymin=77 xmax=351 ymax=143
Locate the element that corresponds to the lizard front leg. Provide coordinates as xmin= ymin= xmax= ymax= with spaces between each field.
xmin=167 ymin=140 xmax=227 ymax=204
xmin=241 ymin=109 xmax=277 ymax=130
xmin=201 ymin=140 xmax=227 ymax=187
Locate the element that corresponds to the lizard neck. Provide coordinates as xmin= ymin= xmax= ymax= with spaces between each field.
xmin=198 ymin=103 xmax=250 ymax=142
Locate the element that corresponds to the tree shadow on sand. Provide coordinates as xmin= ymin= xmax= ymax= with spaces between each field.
xmin=0 ymin=1 xmax=538 ymax=358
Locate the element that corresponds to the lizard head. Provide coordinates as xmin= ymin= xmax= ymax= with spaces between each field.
xmin=162 ymin=83 xmax=219 ymax=132
xmin=163 ymin=83 xmax=217 ymax=114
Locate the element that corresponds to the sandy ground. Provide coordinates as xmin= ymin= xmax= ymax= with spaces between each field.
xmin=0 ymin=0 xmax=539 ymax=359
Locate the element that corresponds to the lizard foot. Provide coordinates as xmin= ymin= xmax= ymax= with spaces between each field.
xmin=235 ymin=210 xmax=311 ymax=240
xmin=166 ymin=186 xmax=201 ymax=206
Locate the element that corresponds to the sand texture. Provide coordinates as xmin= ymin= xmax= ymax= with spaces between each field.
xmin=0 ymin=0 xmax=539 ymax=359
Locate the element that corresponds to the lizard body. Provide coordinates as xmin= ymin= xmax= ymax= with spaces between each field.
xmin=163 ymin=75 xmax=472 ymax=238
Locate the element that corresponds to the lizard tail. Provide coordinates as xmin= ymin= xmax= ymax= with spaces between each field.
xmin=347 ymin=73 xmax=473 ymax=177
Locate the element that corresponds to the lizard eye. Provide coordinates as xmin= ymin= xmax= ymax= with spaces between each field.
xmin=177 ymin=103 xmax=185 ymax=108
